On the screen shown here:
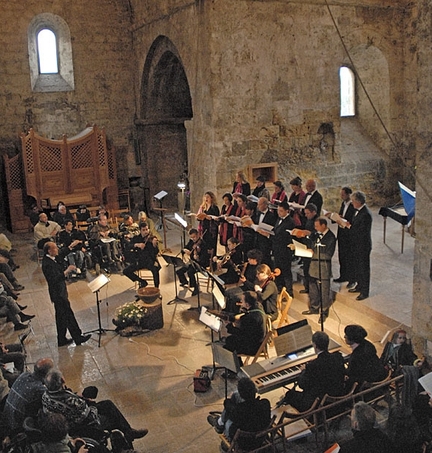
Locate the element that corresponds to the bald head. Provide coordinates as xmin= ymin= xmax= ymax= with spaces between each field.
xmin=306 ymin=179 xmax=316 ymax=192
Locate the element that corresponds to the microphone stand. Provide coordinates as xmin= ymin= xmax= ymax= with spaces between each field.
xmin=316 ymin=236 xmax=325 ymax=332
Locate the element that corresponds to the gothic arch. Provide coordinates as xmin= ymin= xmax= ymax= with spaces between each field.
xmin=137 ymin=36 xmax=192 ymax=209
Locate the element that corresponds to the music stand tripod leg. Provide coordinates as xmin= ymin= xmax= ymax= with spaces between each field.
xmin=167 ymin=262 xmax=188 ymax=305
xmin=84 ymin=290 xmax=116 ymax=348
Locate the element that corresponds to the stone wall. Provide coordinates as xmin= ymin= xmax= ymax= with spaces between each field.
xmin=0 ymin=0 xmax=137 ymax=218
xmin=130 ymin=0 xmax=416 ymax=212
xmin=412 ymin=0 xmax=432 ymax=348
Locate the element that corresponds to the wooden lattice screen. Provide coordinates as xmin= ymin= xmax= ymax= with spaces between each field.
xmin=4 ymin=125 xmax=119 ymax=233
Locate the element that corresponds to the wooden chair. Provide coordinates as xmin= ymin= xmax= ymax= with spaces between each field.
xmin=319 ymin=382 xmax=358 ymax=445
xmin=274 ymin=287 xmax=292 ymax=329
xmin=239 ymin=316 xmax=273 ymax=366
xmin=219 ymin=415 xmax=276 ymax=453
xmin=358 ymin=369 xmax=393 ymax=405
xmin=274 ymin=398 xmax=320 ymax=447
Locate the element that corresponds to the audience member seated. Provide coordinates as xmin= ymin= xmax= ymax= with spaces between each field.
xmin=279 ymin=331 xmax=345 ymax=412
xmin=58 ymin=220 xmax=88 ymax=277
xmin=344 ymin=324 xmax=387 ymax=390
xmin=0 ymin=340 xmax=26 ymax=385
xmin=3 ymin=357 xmax=54 ymax=436
xmin=380 ymin=329 xmax=417 ymax=375
xmin=34 ymin=213 xmax=62 ymax=249
xmin=42 ymin=370 xmax=148 ymax=447
xmin=223 ymin=291 xmax=266 ymax=360
xmin=53 ymin=204 xmax=75 ymax=228
xmin=338 ymin=402 xmax=394 ymax=453
xmin=207 ymin=377 xmax=271 ymax=452
xmin=75 ymin=205 xmax=91 ymax=222
xmin=0 ymin=232 xmax=19 ymax=271
xmin=0 ymin=256 xmax=25 ymax=291
xmin=28 ymin=204 xmax=43 ymax=227
xmin=0 ymin=283 xmax=34 ymax=331
xmin=387 ymin=402 xmax=424 ymax=453
xmin=123 ymin=222 xmax=160 ymax=288
xmin=254 ymin=264 xmax=278 ymax=321
xmin=28 ymin=412 xmax=89 ymax=453
xmin=89 ymin=214 xmax=120 ymax=264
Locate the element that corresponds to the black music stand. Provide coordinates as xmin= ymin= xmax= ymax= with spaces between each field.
xmin=208 ymin=343 xmax=241 ymax=398
xmin=162 ymin=254 xmax=188 ymax=305
xmin=188 ymin=261 xmax=208 ymax=311
xmin=85 ymin=274 xmax=115 ymax=347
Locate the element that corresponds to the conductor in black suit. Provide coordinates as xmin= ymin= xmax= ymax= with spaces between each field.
xmin=280 ymin=331 xmax=345 ymax=412
xmin=270 ymin=201 xmax=295 ymax=296
xmin=348 ymin=191 xmax=372 ymax=301
xmin=332 ymin=187 xmax=356 ymax=284
xmin=41 ymin=242 xmax=91 ymax=347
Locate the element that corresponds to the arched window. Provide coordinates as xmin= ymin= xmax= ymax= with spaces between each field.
xmin=340 ymin=66 xmax=355 ymax=117
xmin=28 ymin=14 xmax=74 ymax=92
xmin=37 ymin=29 xmax=58 ymax=74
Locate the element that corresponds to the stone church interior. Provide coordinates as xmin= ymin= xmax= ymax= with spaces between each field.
xmin=0 ymin=0 xmax=431 ymax=452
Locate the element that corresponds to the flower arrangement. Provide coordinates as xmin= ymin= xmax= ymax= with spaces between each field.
xmin=113 ymin=301 xmax=148 ymax=329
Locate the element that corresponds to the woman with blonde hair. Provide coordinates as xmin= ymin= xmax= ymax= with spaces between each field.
xmin=232 ymin=171 xmax=251 ymax=196
xmin=197 ymin=191 xmax=220 ymax=254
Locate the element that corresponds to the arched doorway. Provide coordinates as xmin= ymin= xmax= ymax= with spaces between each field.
xmin=137 ymin=36 xmax=192 ymax=211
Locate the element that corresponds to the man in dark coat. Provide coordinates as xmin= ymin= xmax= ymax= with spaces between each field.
xmin=271 ymin=202 xmax=295 ymax=296
xmin=41 ymin=242 xmax=91 ymax=347
xmin=339 ymin=402 xmax=394 ymax=453
xmin=348 ymin=191 xmax=372 ymax=300
xmin=123 ymin=222 xmax=160 ymax=288
xmin=253 ymin=197 xmax=276 ymax=267
xmin=280 ymin=331 xmax=345 ymax=412
xmin=333 ymin=186 xmax=356 ymax=283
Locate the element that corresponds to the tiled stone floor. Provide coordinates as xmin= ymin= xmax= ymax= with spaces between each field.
xmin=0 ymin=207 xmax=414 ymax=452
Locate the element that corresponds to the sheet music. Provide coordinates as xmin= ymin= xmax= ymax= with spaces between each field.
xmin=212 ymin=284 xmax=226 ymax=309
xmin=199 ymin=307 xmax=222 ymax=332
xmin=250 ymin=222 xmax=275 ymax=235
xmin=212 ymin=343 xmax=241 ymax=373
xmin=292 ymin=239 xmax=313 ymax=258
xmin=100 ymin=237 xmax=116 ymax=244
xmin=88 ymin=273 xmax=110 ymax=293
xmin=273 ymin=324 xmax=313 ymax=357
xmin=419 ymin=373 xmax=432 ymax=395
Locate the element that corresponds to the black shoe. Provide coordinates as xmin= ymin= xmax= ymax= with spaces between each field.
xmin=207 ymin=415 xmax=224 ymax=434
xmin=110 ymin=429 xmax=130 ymax=453
xmin=333 ymin=277 xmax=346 ymax=283
xmin=139 ymin=280 xmax=148 ymax=288
xmin=319 ymin=311 xmax=329 ymax=322
xmin=19 ymin=313 xmax=35 ymax=322
xmin=58 ymin=338 xmax=74 ymax=347
xmin=302 ymin=309 xmax=319 ymax=315
xmin=76 ymin=334 xmax=92 ymax=345
xmin=129 ymin=428 xmax=148 ymax=439
xmin=348 ymin=287 xmax=360 ymax=293
xmin=179 ymin=281 xmax=188 ymax=287
xmin=191 ymin=288 xmax=199 ymax=296
xmin=346 ymin=282 xmax=357 ymax=289
xmin=13 ymin=284 xmax=25 ymax=291
xmin=14 ymin=323 xmax=28 ymax=331
xmin=299 ymin=289 xmax=309 ymax=294
xmin=356 ymin=294 xmax=369 ymax=301
xmin=17 ymin=304 xmax=27 ymax=311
